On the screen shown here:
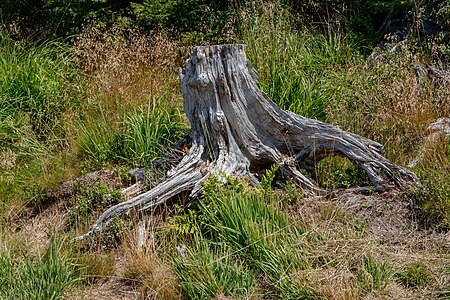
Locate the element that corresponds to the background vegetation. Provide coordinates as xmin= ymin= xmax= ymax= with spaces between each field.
xmin=0 ymin=0 xmax=448 ymax=299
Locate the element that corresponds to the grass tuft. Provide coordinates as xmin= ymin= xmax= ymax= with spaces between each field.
xmin=396 ymin=263 xmax=430 ymax=288
xmin=357 ymin=255 xmax=393 ymax=293
xmin=78 ymin=97 xmax=188 ymax=166
xmin=172 ymin=177 xmax=317 ymax=299
xmin=174 ymin=236 xmax=256 ymax=300
xmin=0 ymin=239 xmax=79 ymax=300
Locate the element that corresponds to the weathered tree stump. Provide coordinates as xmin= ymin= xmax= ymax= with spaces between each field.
xmin=79 ymin=44 xmax=420 ymax=238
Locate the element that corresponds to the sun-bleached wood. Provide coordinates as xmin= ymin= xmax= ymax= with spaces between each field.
xmin=78 ymin=44 xmax=420 ymax=239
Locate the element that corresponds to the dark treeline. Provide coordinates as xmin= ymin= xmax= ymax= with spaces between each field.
xmin=2 ymin=0 xmax=449 ymax=51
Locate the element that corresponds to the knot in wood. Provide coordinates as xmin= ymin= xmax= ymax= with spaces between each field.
xmin=195 ymin=50 xmax=206 ymax=63
xmin=196 ymin=72 xmax=209 ymax=87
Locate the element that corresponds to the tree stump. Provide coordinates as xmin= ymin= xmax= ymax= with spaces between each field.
xmin=79 ymin=44 xmax=420 ymax=238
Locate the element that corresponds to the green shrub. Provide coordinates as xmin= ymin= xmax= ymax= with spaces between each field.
xmin=1 ymin=0 xmax=134 ymax=39
xmin=132 ymin=0 xmax=232 ymax=42
xmin=68 ymin=183 xmax=124 ymax=227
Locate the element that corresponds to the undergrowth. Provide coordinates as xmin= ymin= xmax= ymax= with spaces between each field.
xmin=0 ymin=238 xmax=79 ymax=300
xmin=79 ymin=97 xmax=187 ymax=167
xmin=172 ymin=176 xmax=315 ymax=299
xmin=67 ymin=183 xmax=124 ymax=228
xmin=0 ymin=1 xmax=449 ymax=299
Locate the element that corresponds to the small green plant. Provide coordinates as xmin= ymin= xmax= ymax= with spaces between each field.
xmin=168 ymin=204 xmax=206 ymax=236
xmin=68 ymin=183 xmax=124 ymax=227
xmin=261 ymin=163 xmax=280 ymax=190
xmin=278 ymin=179 xmax=304 ymax=205
xmin=315 ymin=156 xmax=370 ymax=189
xmin=397 ymin=263 xmax=430 ymax=288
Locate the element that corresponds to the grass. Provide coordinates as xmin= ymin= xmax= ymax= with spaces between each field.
xmin=0 ymin=238 xmax=80 ymax=300
xmin=73 ymin=251 xmax=115 ymax=285
xmin=358 ymin=255 xmax=394 ymax=292
xmin=174 ymin=236 xmax=256 ymax=300
xmin=171 ymin=177 xmax=317 ymax=299
xmin=324 ymin=52 xmax=449 ymax=166
xmin=396 ymin=263 xmax=430 ymax=288
xmin=413 ymin=170 xmax=450 ymax=230
xmin=0 ymin=2 xmax=449 ymax=299
xmin=121 ymin=230 xmax=181 ymax=299
xmin=0 ymin=31 xmax=78 ymax=148
xmin=78 ymin=97 xmax=188 ymax=166
xmin=0 ymin=31 xmax=82 ymax=216
xmin=238 ymin=3 xmax=358 ymax=120
xmin=75 ymin=24 xmax=187 ymax=168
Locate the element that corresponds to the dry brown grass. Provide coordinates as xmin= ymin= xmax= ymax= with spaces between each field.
xmin=418 ymin=134 xmax=450 ymax=172
xmin=76 ymin=251 xmax=116 ymax=284
xmin=119 ymin=219 xmax=181 ymax=300
xmin=287 ymin=190 xmax=450 ymax=299
xmin=292 ymin=267 xmax=360 ymax=300
xmin=75 ymin=23 xmax=182 ymax=117
xmin=327 ymin=52 xmax=449 ymax=167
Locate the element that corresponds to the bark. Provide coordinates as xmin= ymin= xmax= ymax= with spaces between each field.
xmin=77 ymin=44 xmax=420 ymax=239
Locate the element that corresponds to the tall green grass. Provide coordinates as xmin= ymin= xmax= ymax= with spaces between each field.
xmin=0 ymin=239 xmax=79 ymax=299
xmin=175 ymin=237 xmax=256 ymax=300
xmin=0 ymin=31 xmax=81 ymax=209
xmin=237 ymin=3 xmax=358 ymax=120
xmin=173 ymin=177 xmax=317 ymax=299
xmin=79 ymin=97 xmax=188 ymax=166
xmin=0 ymin=32 xmax=78 ymax=145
